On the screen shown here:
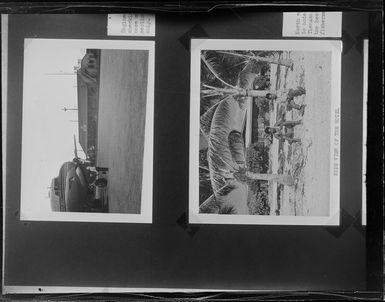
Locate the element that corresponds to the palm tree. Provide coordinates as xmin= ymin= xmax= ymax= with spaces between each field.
xmin=200 ymin=51 xmax=289 ymax=99
xmin=199 ymin=50 xmax=295 ymax=214
xmin=217 ymin=51 xmax=293 ymax=68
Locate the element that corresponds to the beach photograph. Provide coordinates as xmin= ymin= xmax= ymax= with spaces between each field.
xmin=189 ymin=39 xmax=341 ymax=225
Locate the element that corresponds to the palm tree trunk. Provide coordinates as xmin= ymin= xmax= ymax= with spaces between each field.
xmin=245 ymin=171 xmax=295 ymax=186
xmin=217 ymin=51 xmax=293 ymax=68
xmin=201 ymin=87 xmax=288 ymax=98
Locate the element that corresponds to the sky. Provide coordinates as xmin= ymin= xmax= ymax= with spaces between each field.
xmin=21 ymin=39 xmax=86 ymax=217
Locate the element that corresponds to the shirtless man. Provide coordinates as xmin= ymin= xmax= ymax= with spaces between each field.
xmin=265 ymin=119 xmax=302 ymax=143
xmin=265 ymin=86 xmax=306 ymax=112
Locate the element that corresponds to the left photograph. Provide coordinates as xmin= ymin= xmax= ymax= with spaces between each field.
xmin=20 ymin=39 xmax=154 ymax=223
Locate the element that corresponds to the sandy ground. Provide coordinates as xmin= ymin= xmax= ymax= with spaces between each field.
xmin=269 ymin=51 xmax=332 ymax=216
xmin=96 ymin=49 xmax=149 ymax=214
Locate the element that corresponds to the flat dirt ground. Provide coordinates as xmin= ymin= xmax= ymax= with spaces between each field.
xmin=96 ymin=49 xmax=149 ymax=214
xmin=269 ymin=51 xmax=332 ymax=216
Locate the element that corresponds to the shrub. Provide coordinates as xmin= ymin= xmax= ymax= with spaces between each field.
xmin=246 ymin=143 xmax=269 ymax=173
xmin=248 ymin=187 xmax=270 ymax=215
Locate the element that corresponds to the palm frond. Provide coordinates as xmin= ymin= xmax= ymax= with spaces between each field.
xmin=218 ymin=205 xmax=236 ymax=214
xmin=201 ymin=52 xmax=237 ymax=89
xmin=218 ymin=50 xmax=248 ymax=67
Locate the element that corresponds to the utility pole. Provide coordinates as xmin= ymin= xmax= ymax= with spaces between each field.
xmin=45 ymin=71 xmax=77 ymax=76
xmin=62 ymin=107 xmax=78 ymax=112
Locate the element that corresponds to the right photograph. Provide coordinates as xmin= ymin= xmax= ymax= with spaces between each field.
xmin=189 ymin=39 xmax=341 ymax=225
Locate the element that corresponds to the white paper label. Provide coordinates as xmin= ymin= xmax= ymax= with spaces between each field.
xmin=282 ymin=12 xmax=342 ymax=38
xmin=107 ymin=14 xmax=155 ymax=36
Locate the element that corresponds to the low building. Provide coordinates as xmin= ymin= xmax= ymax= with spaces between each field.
xmin=77 ymin=49 xmax=101 ymax=159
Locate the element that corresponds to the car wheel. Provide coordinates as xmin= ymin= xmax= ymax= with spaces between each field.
xmin=95 ymin=178 xmax=107 ymax=187
xmin=93 ymin=198 xmax=102 ymax=209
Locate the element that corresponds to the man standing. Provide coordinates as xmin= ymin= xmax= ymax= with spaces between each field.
xmin=265 ymin=86 xmax=306 ymax=111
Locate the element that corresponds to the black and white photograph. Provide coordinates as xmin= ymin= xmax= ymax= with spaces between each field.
xmin=20 ymin=39 xmax=154 ymax=223
xmin=190 ymin=39 xmax=341 ymax=225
